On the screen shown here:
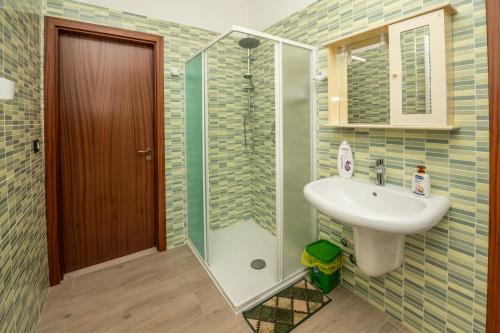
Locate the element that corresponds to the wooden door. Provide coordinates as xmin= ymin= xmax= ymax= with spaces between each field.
xmin=487 ymin=0 xmax=500 ymax=331
xmin=58 ymin=31 xmax=155 ymax=272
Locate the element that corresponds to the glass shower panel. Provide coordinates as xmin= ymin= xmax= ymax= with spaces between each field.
xmin=250 ymin=38 xmax=277 ymax=237
xmin=204 ymin=32 xmax=279 ymax=308
xmin=281 ymin=44 xmax=314 ymax=278
xmin=205 ymin=34 xmax=251 ymax=233
xmin=185 ymin=54 xmax=205 ymax=259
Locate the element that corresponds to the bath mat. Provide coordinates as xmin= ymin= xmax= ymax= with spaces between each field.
xmin=243 ymin=279 xmax=331 ymax=333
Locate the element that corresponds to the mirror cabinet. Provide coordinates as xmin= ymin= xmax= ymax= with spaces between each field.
xmin=325 ymin=4 xmax=457 ymax=130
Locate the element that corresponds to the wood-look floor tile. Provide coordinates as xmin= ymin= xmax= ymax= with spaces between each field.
xmin=39 ymin=263 xmax=205 ymax=328
xmin=116 ymin=293 xmax=204 ymax=332
xmin=194 ymin=284 xmax=227 ymax=314
xmin=171 ymin=306 xmax=246 ymax=333
xmin=376 ymin=321 xmax=408 ymax=333
xmin=292 ymin=285 xmax=355 ymax=332
xmin=46 ymin=277 xmax=74 ymax=302
xmin=36 ymin=320 xmax=66 ymax=333
xmin=39 ymin=266 xmax=210 ymax=328
xmin=37 ymin=246 xmax=403 ymax=333
xmin=295 ymin=294 xmax=388 ymax=333
xmin=63 ymin=288 xmax=200 ymax=332
xmin=71 ymin=247 xmax=197 ymax=297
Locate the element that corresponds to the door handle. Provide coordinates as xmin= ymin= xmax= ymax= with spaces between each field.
xmin=137 ymin=148 xmax=152 ymax=162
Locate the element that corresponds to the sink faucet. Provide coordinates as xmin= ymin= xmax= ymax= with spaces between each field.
xmin=369 ymin=159 xmax=385 ymax=186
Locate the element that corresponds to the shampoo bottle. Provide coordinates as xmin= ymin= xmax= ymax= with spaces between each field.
xmin=412 ymin=165 xmax=430 ymax=197
xmin=337 ymin=141 xmax=354 ymax=178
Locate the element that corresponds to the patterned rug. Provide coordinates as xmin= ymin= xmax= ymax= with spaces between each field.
xmin=243 ymin=279 xmax=331 ymax=333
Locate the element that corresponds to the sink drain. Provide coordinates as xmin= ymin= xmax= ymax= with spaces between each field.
xmin=251 ymin=259 xmax=266 ymax=270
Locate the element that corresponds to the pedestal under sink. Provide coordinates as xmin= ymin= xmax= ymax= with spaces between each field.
xmin=303 ymin=176 xmax=450 ymax=276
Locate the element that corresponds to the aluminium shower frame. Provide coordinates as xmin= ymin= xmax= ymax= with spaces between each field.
xmin=185 ymin=25 xmax=318 ymax=312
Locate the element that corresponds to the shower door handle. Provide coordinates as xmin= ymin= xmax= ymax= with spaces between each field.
xmin=137 ymin=148 xmax=152 ymax=162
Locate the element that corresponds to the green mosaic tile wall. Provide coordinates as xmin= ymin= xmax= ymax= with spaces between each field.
xmin=266 ymin=0 xmax=488 ymax=332
xmin=250 ymin=39 xmax=276 ymax=235
xmin=206 ymin=36 xmax=252 ymax=230
xmin=347 ymin=47 xmax=390 ymax=124
xmin=206 ymin=35 xmax=278 ymax=235
xmin=401 ymin=25 xmax=431 ymax=115
xmin=43 ymin=0 xmax=217 ymax=248
xmin=0 ymin=0 xmax=48 ymax=331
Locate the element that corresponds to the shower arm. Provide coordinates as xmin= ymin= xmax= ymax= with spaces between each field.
xmin=247 ymin=49 xmax=251 ymax=75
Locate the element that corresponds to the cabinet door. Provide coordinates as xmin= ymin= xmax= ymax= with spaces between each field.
xmin=389 ymin=9 xmax=450 ymax=126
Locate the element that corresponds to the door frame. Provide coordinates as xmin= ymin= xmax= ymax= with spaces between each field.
xmin=487 ymin=0 xmax=500 ymax=331
xmin=44 ymin=17 xmax=165 ymax=286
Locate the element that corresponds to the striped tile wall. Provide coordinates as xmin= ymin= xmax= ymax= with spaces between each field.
xmin=347 ymin=47 xmax=390 ymax=123
xmin=401 ymin=25 xmax=431 ymax=115
xmin=206 ymin=36 xmax=252 ymax=230
xmin=206 ymin=35 xmax=278 ymax=235
xmin=0 ymin=0 xmax=48 ymax=331
xmin=43 ymin=0 xmax=217 ymax=248
xmin=265 ymin=0 xmax=488 ymax=332
xmin=250 ymin=39 xmax=277 ymax=235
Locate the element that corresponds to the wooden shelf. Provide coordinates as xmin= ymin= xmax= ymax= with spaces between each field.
xmin=320 ymin=123 xmax=460 ymax=130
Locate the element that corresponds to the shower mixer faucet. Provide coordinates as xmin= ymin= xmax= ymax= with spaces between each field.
xmin=369 ymin=159 xmax=385 ymax=186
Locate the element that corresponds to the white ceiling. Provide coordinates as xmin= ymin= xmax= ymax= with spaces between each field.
xmin=78 ymin=0 xmax=318 ymax=33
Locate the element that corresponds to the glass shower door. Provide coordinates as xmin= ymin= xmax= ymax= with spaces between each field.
xmin=185 ymin=54 xmax=206 ymax=259
xmin=204 ymin=32 xmax=280 ymax=310
xmin=281 ymin=43 xmax=315 ymax=279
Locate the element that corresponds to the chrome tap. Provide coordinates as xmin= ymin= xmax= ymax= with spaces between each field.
xmin=369 ymin=159 xmax=385 ymax=186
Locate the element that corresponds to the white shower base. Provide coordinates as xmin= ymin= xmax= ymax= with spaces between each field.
xmin=209 ymin=219 xmax=278 ymax=309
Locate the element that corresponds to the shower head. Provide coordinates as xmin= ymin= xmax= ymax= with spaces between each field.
xmin=239 ymin=37 xmax=260 ymax=49
xmin=240 ymin=36 xmax=259 ymax=86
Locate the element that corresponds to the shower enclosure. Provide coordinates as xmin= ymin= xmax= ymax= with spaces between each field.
xmin=185 ymin=26 xmax=316 ymax=312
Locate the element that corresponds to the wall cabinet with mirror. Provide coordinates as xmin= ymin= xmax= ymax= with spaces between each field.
xmin=325 ymin=3 xmax=457 ymax=130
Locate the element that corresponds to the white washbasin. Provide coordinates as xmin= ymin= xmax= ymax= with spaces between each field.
xmin=303 ymin=176 xmax=450 ymax=276
xmin=303 ymin=176 xmax=450 ymax=234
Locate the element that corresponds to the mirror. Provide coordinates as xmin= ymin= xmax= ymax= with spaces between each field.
xmin=346 ymin=38 xmax=390 ymax=124
xmin=400 ymin=25 xmax=431 ymax=115
xmin=327 ymin=7 xmax=455 ymax=129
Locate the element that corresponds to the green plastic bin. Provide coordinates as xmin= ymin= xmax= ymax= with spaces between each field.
xmin=302 ymin=240 xmax=342 ymax=293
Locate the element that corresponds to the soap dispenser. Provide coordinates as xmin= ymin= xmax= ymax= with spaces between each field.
xmin=337 ymin=141 xmax=354 ymax=178
xmin=412 ymin=165 xmax=430 ymax=197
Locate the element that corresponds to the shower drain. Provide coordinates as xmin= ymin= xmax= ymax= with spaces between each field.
xmin=250 ymin=259 xmax=266 ymax=270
